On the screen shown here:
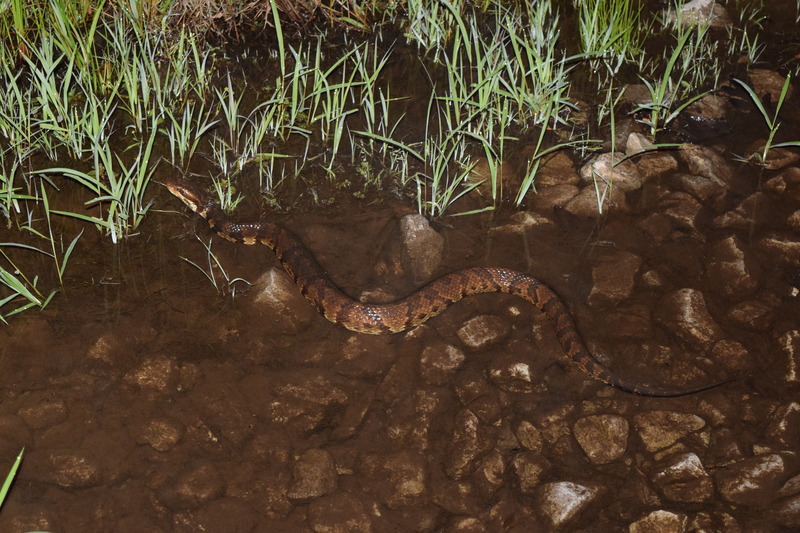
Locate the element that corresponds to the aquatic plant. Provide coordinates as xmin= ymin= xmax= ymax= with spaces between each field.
xmin=180 ymin=236 xmax=250 ymax=298
xmin=575 ymin=0 xmax=643 ymax=75
xmin=0 ymin=0 xmax=791 ymax=324
xmin=633 ymin=21 xmax=712 ymax=137
xmin=732 ymin=74 xmax=800 ymax=165
xmin=0 ymin=253 xmax=56 ymax=323
xmin=35 ymin=121 xmax=160 ymax=243
xmin=404 ymin=0 xmax=462 ymax=60
xmin=0 ymin=448 xmax=23 ymax=508
xmin=162 ymin=100 xmax=219 ymax=168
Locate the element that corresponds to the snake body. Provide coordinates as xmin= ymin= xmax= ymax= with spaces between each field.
xmin=168 ymin=178 xmax=722 ymax=397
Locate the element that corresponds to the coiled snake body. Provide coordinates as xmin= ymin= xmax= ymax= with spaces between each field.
xmin=168 ymin=178 xmax=722 ymax=397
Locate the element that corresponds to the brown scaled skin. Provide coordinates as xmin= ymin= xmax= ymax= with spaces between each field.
xmin=167 ymin=178 xmax=728 ymax=397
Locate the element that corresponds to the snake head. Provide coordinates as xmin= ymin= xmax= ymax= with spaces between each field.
xmin=166 ymin=179 xmax=210 ymax=213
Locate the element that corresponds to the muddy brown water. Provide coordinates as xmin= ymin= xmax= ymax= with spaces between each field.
xmin=2 ymin=19 xmax=800 ymax=533
xmin=2 ymin=141 xmax=800 ymax=531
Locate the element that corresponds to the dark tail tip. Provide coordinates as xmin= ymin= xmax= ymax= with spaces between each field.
xmin=617 ymin=378 xmax=734 ymax=398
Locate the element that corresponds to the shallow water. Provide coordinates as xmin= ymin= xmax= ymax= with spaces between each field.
xmin=2 ymin=5 xmax=800 ymax=530
xmin=3 ymin=133 xmax=800 ymax=530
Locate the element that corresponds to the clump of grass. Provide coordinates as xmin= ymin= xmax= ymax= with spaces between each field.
xmin=724 ymin=0 xmax=766 ymax=65
xmin=0 ymin=0 xmax=792 ymax=323
xmin=575 ymin=0 xmax=644 ymax=75
xmin=0 ymin=231 xmax=80 ymax=324
xmin=35 ymin=120 xmax=160 ymax=243
xmin=732 ymin=74 xmax=800 ymax=165
xmin=0 ymin=252 xmax=56 ymax=323
xmin=162 ymin=100 xmax=219 ymax=168
xmin=404 ymin=0 xmax=462 ymax=60
xmin=0 ymin=182 xmax=82 ymax=323
xmin=633 ymin=13 xmax=715 ymax=137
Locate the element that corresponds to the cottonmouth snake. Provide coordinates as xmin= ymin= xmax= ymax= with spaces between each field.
xmin=168 ymin=178 xmax=723 ymax=397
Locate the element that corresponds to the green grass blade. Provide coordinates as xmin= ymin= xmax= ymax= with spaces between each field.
xmin=0 ymin=268 xmax=42 ymax=305
xmin=270 ymin=0 xmax=286 ymax=82
xmin=58 ymin=229 xmax=83 ymax=280
xmin=732 ymin=78 xmax=772 ymax=127
xmin=0 ymin=448 xmax=24 ymax=509
xmin=771 ymin=141 xmax=800 ymax=149
xmin=50 ymin=209 xmax=112 ymax=231
xmin=0 ymin=242 xmax=54 ymax=258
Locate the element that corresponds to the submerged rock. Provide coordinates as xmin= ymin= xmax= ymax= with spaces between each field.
xmin=580 ymin=152 xmax=643 ymax=191
xmin=704 ymin=235 xmax=759 ymax=299
xmin=49 ymin=451 xmax=104 ymax=489
xmin=711 ymin=192 xmax=770 ymax=230
xmin=766 ymin=402 xmax=800 ymax=448
xmin=771 ymin=493 xmax=800 ymax=528
xmin=661 ymin=191 xmax=704 ymax=235
xmin=158 ymin=460 xmax=224 ymax=509
xmin=487 ymin=353 xmax=534 ymax=394
xmin=757 ymin=233 xmax=800 ymax=267
xmin=123 ymin=355 xmax=180 ymax=394
xmin=419 ymin=342 xmax=466 ymax=386
xmin=287 ymin=448 xmax=337 ymax=502
xmin=189 ymin=498 xmax=259 ymax=533
xmin=709 ymin=339 xmax=751 ymax=373
xmin=444 ymin=409 xmax=497 ymax=480
xmin=655 ymin=288 xmax=725 ymax=351
xmin=651 ymin=452 xmax=713 ymax=503
xmin=446 ymin=516 xmax=490 ymax=533
xmin=684 ymin=92 xmax=731 ymax=122
xmin=454 ymin=372 xmax=502 ymax=426
xmin=746 ymin=69 xmax=795 ymax=102
xmin=679 ymin=144 xmax=732 ymax=186
xmin=17 ymin=395 xmax=67 ymax=430
xmin=534 ymin=150 xmax=580 ymax=187
xmin=669 ymin=0 xmax=732 ymax=28
xmin=787 ymin=209 xmax=800 ymax=233
xmin=668 ymin=172 xmax=725 ymax=203
xmin=252 ymin=268 xmax=314 ymax=334
xmin=359 ymin=450 xmax=430 ymax=510
xmin=529 ymin=183 xmax=580 ymax=214
xmin=477 ymin=450 xmax=505 ymax=497
xmin=337 ymin=334 xmax=397 ymax=379
xmin=401 ymin=213 xmax=444 ymax=283
xmin=572 ymin=415 xmax=628 ymax=464
xmin=511 ymin=451 xmax=549 ymax=495
xmin=307 ymin=492 xmax=372 ymax=533
xmin=715 ymin=454 xmax=788 ymax=505
xmin=599 ymin=304 xmax=652 ymax=340
xmin=771 ymin=471 xmax=800 ymax=528
xmin=456 ymin=315 xmax=511 ymax=351
xmin=587 ymin=250 xmax=642 ymax=307
xmin=776 ymin=330 xmax=800 ymax=384
xmin=535 ymin=481 xmax=598 ymax=528
xmin=627 ymin=132 xmax=679 ymax=180
xmin=629 ymin=510 xmax=687 ymax=533
xmin=759 ymin=147 xmax=800 ymax=171
xmin=515 ymin=420 xmax=544 ymax=453
xmin=137 ymin=418 xmax=183 ymax=452
xmin=687 ymin=512 xmax=741 ymax=532
xmin=633 ymin=411 xmax=706 ymax=452
xmin=563 ymin=182 xmax=630 ymax=217
xmin=726 ymin=299 xmax=773 ymax=331
xmin=265 ymin=370 xmax=350 ymax=433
